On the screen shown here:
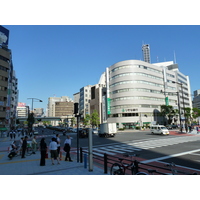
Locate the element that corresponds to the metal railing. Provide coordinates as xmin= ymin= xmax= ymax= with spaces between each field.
xmin=79 ymin=147 xmax=198 ymax=175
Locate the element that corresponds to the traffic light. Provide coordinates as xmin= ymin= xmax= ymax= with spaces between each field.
xmin=74 ymin=103 xmax=79 ymax=114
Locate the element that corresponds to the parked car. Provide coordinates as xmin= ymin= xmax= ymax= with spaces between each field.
xmin=33 ymin=131 xmax=39 ymax=135
xmin=166 ymin=125 xmax=178 ymax=130
xmin=92 ymin=128 xmax=98 ymax=134
xmin=79 ymin=128 xmax=89 ymax=138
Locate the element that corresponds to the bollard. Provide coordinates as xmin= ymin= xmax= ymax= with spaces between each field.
xmin=80 ymin=147 xmax=83 ymax=163
xmin=104 ymin=153 xmax=108 ymax=174
xmin=84 ymin=153 xmax=87 ymax=169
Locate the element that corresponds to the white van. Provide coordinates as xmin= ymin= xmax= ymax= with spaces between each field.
xmin=150 ymin=125 xmax=169 ymax=135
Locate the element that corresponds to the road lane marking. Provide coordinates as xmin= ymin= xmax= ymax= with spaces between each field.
xmin=141 ymin=149 xmax=200 ymax=164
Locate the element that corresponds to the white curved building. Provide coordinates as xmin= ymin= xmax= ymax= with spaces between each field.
xmin=105 ymin=60 xmax=191 ymax=129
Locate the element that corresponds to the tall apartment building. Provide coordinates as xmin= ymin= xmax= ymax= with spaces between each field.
xmin=0 ymin=26 xmax=18 ymax=130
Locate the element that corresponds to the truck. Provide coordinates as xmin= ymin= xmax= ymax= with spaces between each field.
xmin=99 ymin=123 xmax=117 ymax=137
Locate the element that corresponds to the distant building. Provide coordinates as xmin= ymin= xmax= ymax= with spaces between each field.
xmin=193 ymin=89 xmax=200 ymax=109
xmin=47 ymin=96 xmax=73 ymax=117
xmin=47 ymin=96 xmax=73 ymax=126
xmin=17 ymin=103 xmax=28 ymax=118
xmin=34 ymin=108 xmax=44 ymax=117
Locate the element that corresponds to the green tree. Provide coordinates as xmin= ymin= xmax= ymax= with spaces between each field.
xmin=160 ymin=105 xmax=174 ymax=125
xmin=192 ymin=108 xmax=200 ymax=123
xmin=90 ymin=110 xmax=100 ymax=128
xmin=184 ymin=107 xmax=192 ymax=125
xmin=83 ymin=114 xmax=90 ymax=127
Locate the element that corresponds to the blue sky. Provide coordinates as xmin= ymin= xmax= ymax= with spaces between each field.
xmin=3 ymin=25 xmax=200 ymax=110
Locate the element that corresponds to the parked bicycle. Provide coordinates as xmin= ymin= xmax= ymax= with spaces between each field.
xmin=26 ymin=143 xmax=34 ymax=156
xmin=110 ymin=153 xmax=144 ymax=175
xmin=165 ymin=162 xmax=198 ymax=175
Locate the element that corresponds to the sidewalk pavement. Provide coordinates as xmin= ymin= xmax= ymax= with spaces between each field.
xmin=0 ymin=136 xmax=107 ymax=175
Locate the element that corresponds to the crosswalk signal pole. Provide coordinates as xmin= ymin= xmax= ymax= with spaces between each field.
xmin=74 ymin=103 xmax=80 ymax=162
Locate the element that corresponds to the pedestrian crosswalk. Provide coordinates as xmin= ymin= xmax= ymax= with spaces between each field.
xmin=81 ymin=135 xmax=200 ymax=157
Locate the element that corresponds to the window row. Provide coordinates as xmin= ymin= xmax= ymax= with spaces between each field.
xmin=111 ymin=64 xmax=163 ymax=75
xmin=0 ymin=75 xmax=8 ymax=81
xmin=0 ymin=86 xmax=7 ymax=91
xmin=111 ymin=88 xmax=162 ymax=95
xmin=110 ymin=80 xmax=164 ymax=88
xmin=110 ymin=104 xmax=160 ymax=110
xmin=110 ymin=72 xmax=163 ymax=81
xmin=111 ymin=96 xmax=165 ymax=102
xmin=0 ymin=65 xmax=9 ymax=72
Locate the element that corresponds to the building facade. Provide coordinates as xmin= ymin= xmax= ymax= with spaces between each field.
xmin=0 ymin=26 xmax=18 ymax=130
xmin=17 ymin=103 xmax=28 ymax=118
xmin=104 ymin=60 xmax=192 ymax=129
xmin=79 ymin=85 xmax=92 ymax=118
xmin=55 ymin=102 xmax=73 ymax=117
xmin=47 ymin=96 xmax=73 ymax=126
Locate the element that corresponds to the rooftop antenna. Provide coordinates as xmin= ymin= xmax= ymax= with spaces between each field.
xmin=174 ymin=50 xmax=177 ymax=64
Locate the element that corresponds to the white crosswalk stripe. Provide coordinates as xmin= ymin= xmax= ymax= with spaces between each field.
xmin=83 ymin=136 xmax=200 ymax=157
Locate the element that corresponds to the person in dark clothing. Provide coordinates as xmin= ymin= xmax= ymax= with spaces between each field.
xmin=64 ymin=135 xmax=73 ymax=162
xmin=40 ymin=138 xmax=47 ymax=166
xmin=21 ymin=136 xmax=28 ymax=158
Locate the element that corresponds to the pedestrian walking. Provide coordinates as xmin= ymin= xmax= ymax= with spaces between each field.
xmin=40 ymin=138 xmax=47 ymax=166
xmin=32 ymin=136 xmax=37 ymax=154
xmin=64 ymin=135 xmax=73 ymax=162
xmin=21 ymin=136 xmax=28 ymax=158
xmin=56 ymin=134 xmax=61 ymax=160
xmin=19 ymin=137 xmax=23 ymax=155
xmin=9 ymin=130 xmax=13 ymax=140
xmin=49 ymin=137 xmax=60 ymax=165
xmin=13 ymin=130 xmax=16 ymax=140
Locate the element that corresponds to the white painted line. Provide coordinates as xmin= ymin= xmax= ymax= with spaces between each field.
xmin=141 ymin=149 xmax=200 ymax=164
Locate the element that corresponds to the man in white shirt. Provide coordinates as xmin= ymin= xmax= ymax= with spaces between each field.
xmin=49 ymin=137 xmax=60 ymax=165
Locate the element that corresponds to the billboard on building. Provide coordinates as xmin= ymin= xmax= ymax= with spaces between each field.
xmin=0 ymin=25 xmax=9 ymax=46
xmin=18 ymin=102 xmax=26 ymax=107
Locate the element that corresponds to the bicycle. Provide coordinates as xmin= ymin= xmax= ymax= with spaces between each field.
xmin=165 ymin=162 xmax=198 ymax=175
xmin=8 ymin=146 xmax=20 ymax=160
xmin=110 ymin=153 xmax=143 ymax=175
xmin=26 ymin=146 xmax=33 ymax=156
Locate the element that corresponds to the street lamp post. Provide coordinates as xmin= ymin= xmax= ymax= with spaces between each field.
xmin=27 ymin=98 xmax=43 ymax=113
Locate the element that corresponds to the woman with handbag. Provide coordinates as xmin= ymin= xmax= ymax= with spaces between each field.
xmin=40 ymin=138 xmax=47 ymax=166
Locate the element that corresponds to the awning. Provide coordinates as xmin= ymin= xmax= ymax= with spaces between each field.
xmin=0 ymin=128 xmax=7 ymax=131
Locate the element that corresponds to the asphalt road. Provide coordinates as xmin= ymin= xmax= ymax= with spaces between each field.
xmin=36 ymin=127 xmax=200 ymax=171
